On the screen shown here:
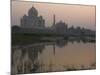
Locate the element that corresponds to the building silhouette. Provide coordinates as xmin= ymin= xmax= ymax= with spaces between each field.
xmin=53 ymin=21 xmax=68 ymax=33
xmin=20 ymin=5 xmax=45 ymax=29
xmin=53 ymin=14 xmax=56 ymax=26
xmin=14 ymin=5 xmax=95 ymax=36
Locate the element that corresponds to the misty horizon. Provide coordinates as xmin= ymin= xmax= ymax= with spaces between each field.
xmin=11 ymin=1 xmax=96 ymax=30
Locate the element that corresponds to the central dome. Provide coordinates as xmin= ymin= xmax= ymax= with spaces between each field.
xmin=28 ymin=6 xmax=38 ymax=17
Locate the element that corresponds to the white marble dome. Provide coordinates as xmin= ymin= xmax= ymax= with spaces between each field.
xmin=28 ymin=6 xmax=38 ymax=17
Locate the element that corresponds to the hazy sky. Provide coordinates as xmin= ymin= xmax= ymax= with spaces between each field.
xmin=11 ymin=1 xmax=96 ymax=30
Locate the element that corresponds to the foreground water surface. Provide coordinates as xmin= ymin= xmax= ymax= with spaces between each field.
xmin=11 ymin=40 xmax=96 ymax=74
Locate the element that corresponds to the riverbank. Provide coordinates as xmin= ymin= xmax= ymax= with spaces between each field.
xmin=12 ymin=33 xmax=95 ymax=45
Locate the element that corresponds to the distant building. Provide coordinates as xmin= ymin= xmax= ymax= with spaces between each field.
xmin=55 ymin=21 xmax=68 ymax=33
xmin=20 ymin=5 xmax=45 ymax=29
xmin=51 ymin=14 xmax=68 ymax=33
xmin=52 ymin=19 xmax=68 ymax=33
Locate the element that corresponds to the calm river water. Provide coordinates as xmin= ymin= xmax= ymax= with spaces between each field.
xmin=11 ymin=40 xmax=96 ymax=74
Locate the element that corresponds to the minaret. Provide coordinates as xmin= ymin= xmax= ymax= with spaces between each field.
xmin=53 ymin=14 xmax=56 ymax=26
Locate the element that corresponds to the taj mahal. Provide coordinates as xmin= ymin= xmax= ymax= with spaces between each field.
xmin=20 ymin=5 xmax=45 ymax=29
xmin=20 ymin=5 xmax=68 ymax=33
xmin=17 ymin=5 xmax=95 ymax=36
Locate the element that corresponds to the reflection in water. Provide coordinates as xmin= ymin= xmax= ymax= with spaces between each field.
xmin=53 ymin=44 xmax=55 ymax=55
xmin=11 ymin=44 xmax=45 ymax=74
xmin=56 ymin=40 xmax=68 ymax=48
xmin=11 ymin=40 xmax=96 ymax=74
